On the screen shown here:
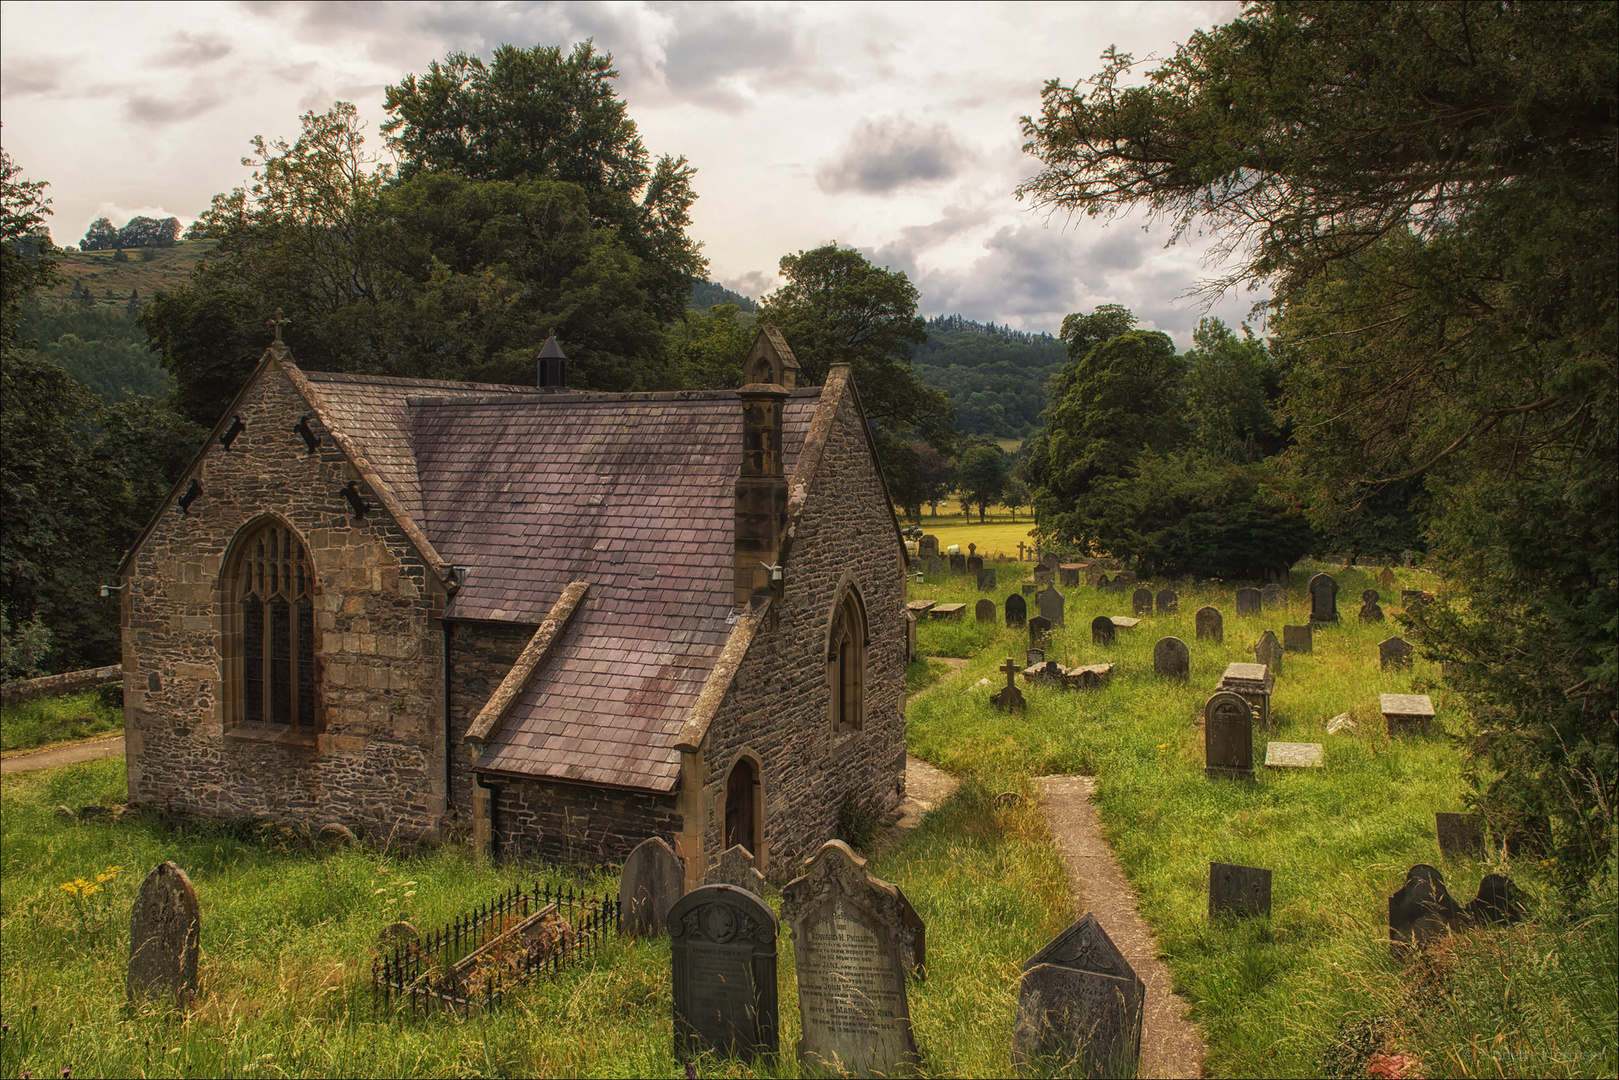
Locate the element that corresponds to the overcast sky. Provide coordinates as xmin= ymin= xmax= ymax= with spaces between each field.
xmin=0 ymin=0 xmax=1259 ymax=344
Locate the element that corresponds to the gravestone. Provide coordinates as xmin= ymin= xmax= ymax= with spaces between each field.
xmin=1388 ymin=864 xmax=1458 ymax=954
xmin=1253 ymin=630 xmax=1283 ymax=675
xmin=1012 ymin=914 xmax=1144 ymax=1079
xmin=1360 ymin=596 xmax=1385 ymax=623
xmin=918 ymin=535 xmax=939 ymax=559
xmin=670 ymin=885 xmax=779 ymax=1057
xmin=1282 ymin=624 xmax=1313 ymax=654
xmin=967 ymin=555 xmax=984 ymax=573
xmin=1111 ymin=616 xmax=1140 ymax=632
xmin=1260 ymin=583 xmax=1285 ymax=609
xmin=620 ymin=836 xmax=685 ymax=937
xmin=1435 ymin=813 xmax=1486 ymax=861
xmin=1059 ymin=564 xmax=1082 ymax=587
xmin=1063 ymin=663 xmax=1113 ymax=690
xmin=1307 ymin=572 xmax=1340 ymax=623
xmin=1265 ymin=742 xmax=1324 ymax=768
xmin=707 ymin=844 xmax=768 ymax=896
xmin=1029 ymin=615 xmax=1052 ymax=648
xmin=780 ymin=841 xmax=922 ymax=1076
xmin=1084 ymin=564 xmax=1106 ymax=587
xmin=1131 ymin=587 xmax=1153 ymax=616
xmin=1194 ymin=606 xmax=1223 ymax=643
xmin=1380 ymin=636 xmax=1414 ymax=670
xmin=1381 ymin=693 xmax=1435 ymax=736
xmin=1153 ymin=637 xmax=1190 ymax=679
xmin=1156 ymin=587 xmax=1178 ymax=615
xmin=1235 ymin=587 xmax=1262 ymax=616
xmin=1362 ymin=588 xmax=1379 ymax=605
xmin=994 ymin=657 xmax=1028 ymax=712
xmin=1037 ymin=586 xmax=1065 ymax=626
xmin=1091 ymin=616 xmax=1116 ymax=646
xmin=1023 ymin=659 xmax=1065 ymax=686
xmin=1094 ymin=573 xmax=1111 ymax=591
xmin=1204 ymin=691 xmax=1256 ymax=781
xmin=1021 ymin=582 xmax=1039 ymax=596
xmin=930 ymin=603 xmax=966 ymax=621
xmin=1025 ymin=648 xmax=1045 ymax=668
xmin=1005 ymin=593 xmax=1027 ymax=628
xmin=977 ymin=567 xmax=998 ymax=592
xmin=378 ymin=920 xmax=419 ymax=948
xmin=1112 ymin=570 xmax=1137 ymax=592
xmin=1380 ymin=567 xmax=1396 ymax=586
xmin=948 ymin=553 xmax=967 ymax=574
xmin=926 ymin=556 xmax=942 ymax=576
xmin=1208 ymin=862 xmax=1272 ymax=919
xmin=1465 ymin=874 xmax=1522 ymax=926
xmin=975 ymin=599 xmax=996 ymax=623
xmin=1217 ymin=662 xmax=1275 ymax=726
xmin=127 ymin=861 xmax=201 ymax=1004
xmin=906 ymin=599 xmax=935 ymax=616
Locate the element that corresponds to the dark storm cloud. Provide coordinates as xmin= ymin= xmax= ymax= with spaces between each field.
xmin=817 ymin=117 xmax=970 ymax=194
xmin=155 ymin=32 xmax=233 ymax=68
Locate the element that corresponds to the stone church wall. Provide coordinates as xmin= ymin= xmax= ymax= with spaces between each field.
xmin=445 ymin=620 xmax=533 ymax=821
xmin=490 ymin=779 xmax=681 ymax=866
xmin=122 ymin=363 xmax=448 ymax=841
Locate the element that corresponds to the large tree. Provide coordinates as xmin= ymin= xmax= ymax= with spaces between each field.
xmin=1020 ymin=1 xmax=1617 ymax=888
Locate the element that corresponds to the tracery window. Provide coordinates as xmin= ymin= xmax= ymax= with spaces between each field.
xmin=828 ymin=588 xmax=867 ymax=733
xmin=230 ymin=522 xmax=317 ymax=728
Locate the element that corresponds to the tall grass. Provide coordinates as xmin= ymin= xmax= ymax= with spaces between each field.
xmin=1 ymin=689 xmax=123 ymax=752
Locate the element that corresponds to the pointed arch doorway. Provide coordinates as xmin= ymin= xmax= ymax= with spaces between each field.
xmin=724 ymin=757 xmax=761 ymax=861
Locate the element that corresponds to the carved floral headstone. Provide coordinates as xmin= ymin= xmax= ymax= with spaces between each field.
xmin=669 ymin=884 xmax=779 ymax=1057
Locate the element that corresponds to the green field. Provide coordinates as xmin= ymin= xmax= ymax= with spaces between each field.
xmin=45 ymin=242 xmax=212 ymax=301
xmin=905 ymin=512 xmax=1040 ymax=561
xmin=1 ymin=689 xmax=123 ymax=753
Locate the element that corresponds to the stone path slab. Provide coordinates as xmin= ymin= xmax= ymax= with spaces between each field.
xmin=1035 ymin=774 xmax=1206 ymax=1079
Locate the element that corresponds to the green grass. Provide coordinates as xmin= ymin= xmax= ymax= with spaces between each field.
xmin=904 ymin=512 xmax=1039 ymax=560
xmin=1 ymin=689 xmax=123 ymax=752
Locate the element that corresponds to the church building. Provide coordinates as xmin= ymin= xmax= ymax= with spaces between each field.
xmin=116 ymin=325 xmax=907 ymax=885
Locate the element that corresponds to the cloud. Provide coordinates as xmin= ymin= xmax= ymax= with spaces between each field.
xmin=2 ymin=57 xmax=66 ymax=97
xmin=155 ymin=32 xmax=232 ymax=68
xmin=656 ymin=5 xmax=813 ymax=111
xmin=719 ymin=269 xmax=775 ymax=300
xmin=816 ymin=117 xmax=971 ymax=194
xmin=124 ymin=89 xmax=222 ymax=126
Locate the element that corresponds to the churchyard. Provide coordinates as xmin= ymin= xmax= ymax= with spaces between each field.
xmin=2 ymin=556 xmax=1614 ymax=1078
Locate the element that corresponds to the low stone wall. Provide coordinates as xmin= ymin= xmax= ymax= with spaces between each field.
xmin=1 ymin=665 xmax=122 ymax=707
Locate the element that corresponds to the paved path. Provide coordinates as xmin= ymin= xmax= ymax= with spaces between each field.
xmin=1035 ymin=774 xmax=1206 ymax=1080
xmin=1 ymin=735 xmax=124 ymax=775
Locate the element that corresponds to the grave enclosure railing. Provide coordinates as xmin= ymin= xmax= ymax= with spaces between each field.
xmin=371 ymin=882 xmax=619 ymax=1015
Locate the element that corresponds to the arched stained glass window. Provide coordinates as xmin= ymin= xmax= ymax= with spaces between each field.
xmin=232 ymin=522 xmax=317 ymax=727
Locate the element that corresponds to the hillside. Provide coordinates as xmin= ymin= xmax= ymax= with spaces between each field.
xmin=911 ymin=315 xmax=1065 ymax=441
xmin=45 ymin=240 xmax=212 ymax=300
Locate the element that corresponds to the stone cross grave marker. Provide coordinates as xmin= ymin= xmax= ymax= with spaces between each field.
xmin=926 ymin=556 xmax=942 ymax=576
xmin=670 ymin=884 xmax=779 ymax=1058
xmin=1037 ymin=585 xmax=1065 ymax=626
xmin=1261 ymin=583 xmax=1286 ymax=609
xmin=1091 ymin=615 xmax=1115 ymax=646
xmin=781 ymin=841 xmax=922 ymax=1077
xmin=621 ymin=836 xmax=684 ymax=937
xmin=1209 ymin=862 xmax=1272 ymax=919
xmin=1265 ymin=742 xmax=1324 ymax=768
xmin=1253 ymin=629 xmax=1283 ymax=675
xmin=948 ymin=553 xmax=967 ymax=574
xmin=1195 ymin=606 xmax=1223 ymax=643
xmin=994 ymin=657 xmax=1028 ymax=712
xmin=1380 ymin=636 xmax=1414 ymax=670
xmin=975 ymin=598 xmax=996 ymax=623
xmin=1156 ymin=587 xmax=1178 ymax=615
xmin=1381 ymin=693 xmax=1434 ymax=736
xmin=1131 ymin=587 xmax=1152 ymax=616
xmin=707 ymin=844 xmax=767 ymax=896
xmin=1360 ymin=590 xmax=1385 ymax=623
xmin=1435 ymin=813 xmax=1486 ymax=860
xmin=1029 ymin=615 xmax=1052 ymax=648
xmin=1235 ymin=587 xmax=1262 ymax=616
xmin=1388 ymin=864 xmax=1458 ymax=955
xmin=976 ymin=567 xmax=998 ymax=592
xmin=1012 ymin=913 xmax=1144 ymax=1079
xmin=1005 ymin=593 xmax=1027 ymax=628
xmin=967 ymin=554 xmax=984 ymax=573
xmin=1308 ymin=572 xmax=1340 ymax=623
xmin=918 ymin=535 xmax=939 ymax=559
xmin=128 ymin=861 xmax=201 ymax=1004
xmin=1153 ymin=636 xmax=1190 ymax=679
xmin=1282 ymin=624 xmax=1313 ymax=654
xmin=1205 ymin=692 xmax=1255 ymax=781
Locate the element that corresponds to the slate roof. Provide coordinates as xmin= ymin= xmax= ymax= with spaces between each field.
xmin=310 ymin=376 xmax=822 ymax=792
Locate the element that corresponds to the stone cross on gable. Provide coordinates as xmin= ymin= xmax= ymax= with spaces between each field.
xmin=267 ymin=308 xmax=290 ymax=344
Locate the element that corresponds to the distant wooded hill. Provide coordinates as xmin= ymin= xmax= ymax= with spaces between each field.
xmin=688 ymin=279 xmax=758 ymax=313
xmin=911 ymin=315 xmax=1065 ymax=440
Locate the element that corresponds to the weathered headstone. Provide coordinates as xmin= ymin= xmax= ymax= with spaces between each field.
xmin=127 ymin=861 xmax=201 ymax=1004
xmin=994 ymin=657 xmax=1028 ymax=712
xmin=1388 ymin=864 xmax=1458 ymax=954
xmin=1209 ymin=862 xmax=1272 ymax=919
xmin=1012 ymin=914 xmax=1144 ymax=1079
xmin=1359 ymin=596 xmax=1385 ymax=623
xmin=1112 ymin=570 xmax=1137 ymax=592
xmin=1217 ymin=662 xmax=1275 ymax=726
xmin=1094 ymin=573 xmax=1111 ymax=592
xmin=1435 ymin=813 xmax=1485 ymax=861
xmin=707 ymin=844 xmax=767 ymax=896
xmin=1379 ymin=636 xmax=1414 ymax=670
xmin=1033 ymin=567 xmax=1055 ymax=587
xmin=967 ymin=555 xmax=984 ymax=573
xmin=1029 ymin=615 xmax=1052 ymax=648
xmin=1156 ymin=587 xmax=1178 ymax=615
xmin=620 ymin=836 xmax=685 ymax=937
xmin=1253 ymin=629 xmax=1283 ymax=675
xmin=906 ymin=599 xmax=935 ymax=617
xmin=1021 ymin=582 xmax=1039 ymax=596
xmin=781 ymin=841 xmax=922 ymax=1076
xmin=378 ymin=920 xmax=419 ymax=948
xmin=1260 ymin=583 xmax=1286 ymax=609
xmin=976 ymin=567 xmax=998 ymax=592
xmin=1110 ymin=616 xmax=1140 ymax=633
xmin=918 ymin=535 xmax=939 ymax=559
xmin=948 ymin=553 xmax=967 ymax=574
xmin=670 ymin=885 xmax=779 ymax=1057
xmin=975 ymin=598 xmax=996 ymax=623
xmin=1023 ymin=659 xmax=1065 ymax=686
xmin=1005 ymin=593 xmax=1027 ymax=628
xmin=1464 ymin=874 xmax=1522 ymax=926
xmin=1091 ymin=615 xmax=1116 ymax=646
xmin=1307 ymin=572 xmax=1340 ymax=623
xmin=1381 ymin=693 xmax=1435 ymax=736
xmin=1130 ymin=587 xmax=1152 ymax=616
xmin=926 ymin=556 xmax=942 ymax=576
xmin=1361 ymin=588 xmax=1379 ymax=605
xmin=1063 ymin=663 xmax=1114 ymax=690
xmin=1264 ymin=742 xmax=1324 ymax=768
xmin=1379 ymin=567 xmax=1396 ymax=586
xmin=1194 ymin=606 xmax=1223 ymax=643
xmin=1037 ymin=586 xmax=1065 ymax=626
xmin=1235 ymin=587 xmax=1262 ymax=616
xmin=1281 ymin=624 xmax=1312 ymax=654
xmin=1059 ymin=564 xmax=1083 ymax=588
xmin=1204 ymin=691 xmax=1255 ymax=781
xmin=1153 ymin=636 xmax=1190 ymax=679
xmin=1025 ymin=648 xmax=1045 ymax=668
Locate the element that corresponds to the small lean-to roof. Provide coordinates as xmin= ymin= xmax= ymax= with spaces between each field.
xmin=409 ymin=388 xmax=821 ymax=791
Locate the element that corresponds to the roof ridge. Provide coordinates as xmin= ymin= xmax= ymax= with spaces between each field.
xmin=304 ymin=370 xmax=545 ymax=393
xmin=408 ymin=387 xmax=824 ymax=408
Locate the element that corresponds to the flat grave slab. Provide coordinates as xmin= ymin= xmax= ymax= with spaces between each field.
xmin=929 ymin=603 xmax=966 ymax=621
xmin=1381 ymin=693 xmax=1435 ymax=736
xmin=905 ymin=600 xmax=936 ymax=615
xmin=1109 ymin=616 xmax=1140 ymax=630
xmin=1062 ymin=662 xmax=1114 ymax=689
xmin=1265 ymin=742 xmax=1324 ymax=768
